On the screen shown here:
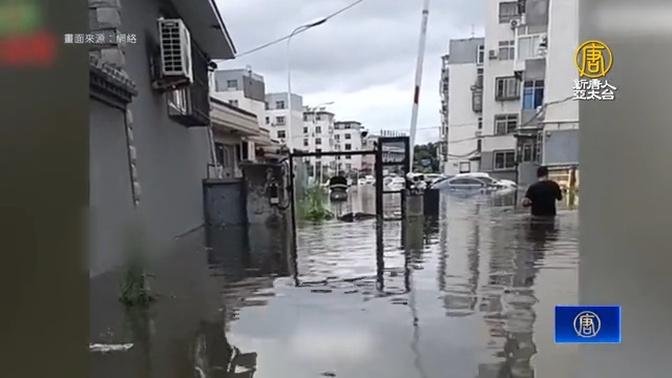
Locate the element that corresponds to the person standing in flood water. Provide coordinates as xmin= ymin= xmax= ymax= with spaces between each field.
xmin=522 ymin=166 xmax=563 ymax=216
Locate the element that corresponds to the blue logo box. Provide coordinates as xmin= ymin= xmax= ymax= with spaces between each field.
xmin=555 ymin=305 xmax=621 ymax=344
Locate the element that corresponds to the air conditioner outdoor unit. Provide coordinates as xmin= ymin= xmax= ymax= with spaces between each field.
xmin=488 ymin=49 xmax=498 ymax=59
xmin=157 ymin=18 xmax=193 ymax=88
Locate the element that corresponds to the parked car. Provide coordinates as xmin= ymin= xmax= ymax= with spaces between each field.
xmin=432 ymin=172 xmax=516 ymax=193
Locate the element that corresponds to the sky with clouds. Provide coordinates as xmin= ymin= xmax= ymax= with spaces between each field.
xmin=215 ymin=0 xmax=485 ymax=144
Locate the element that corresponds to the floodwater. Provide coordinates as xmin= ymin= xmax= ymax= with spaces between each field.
xmin=91 ymin=186 xmax=579 ymax=378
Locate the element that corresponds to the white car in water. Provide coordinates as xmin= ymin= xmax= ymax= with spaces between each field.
xmin=431 ymin=172 xmax=516 ymax=194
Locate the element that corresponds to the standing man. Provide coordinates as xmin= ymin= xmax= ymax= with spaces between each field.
xmin=522 ymin=166 xmax=563 ymax=216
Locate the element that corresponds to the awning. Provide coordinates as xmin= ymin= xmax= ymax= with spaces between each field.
xmin=210 ymin=98 xmax=260 ymax=137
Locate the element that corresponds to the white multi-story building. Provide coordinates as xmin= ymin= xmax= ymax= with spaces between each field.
xmin=443 ymin=0 xmax=579 ymax=186
xmin=265 ymin=92 xmax=304 ymax=151
xmin=211 ymin=68 xmax=268 ymax=163
xmin=440 ymin=37 xmax=485 ymax=175
xmin=302 ymin=107 xmax=336 ymax=180
xmin=333 ymin=121 xmax=364 ymax=174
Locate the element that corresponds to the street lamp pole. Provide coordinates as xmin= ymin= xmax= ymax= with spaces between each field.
xmin=286 ymin=18 xmax=327 ymax=153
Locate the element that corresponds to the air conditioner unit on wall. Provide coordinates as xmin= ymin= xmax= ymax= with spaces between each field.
xmin=156 ymin=18 xmax=193 ymax=89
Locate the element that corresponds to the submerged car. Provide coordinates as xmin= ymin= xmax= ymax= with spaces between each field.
xmin=431 ymin=172 xmax=517 ymax=193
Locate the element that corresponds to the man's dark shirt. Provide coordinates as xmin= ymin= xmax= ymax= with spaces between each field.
xmin=525 ymin=180 xmax=563 ymax=216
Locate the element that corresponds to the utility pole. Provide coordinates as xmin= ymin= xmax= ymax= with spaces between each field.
xmin=409 ymin=0 xmax=431 ymax=170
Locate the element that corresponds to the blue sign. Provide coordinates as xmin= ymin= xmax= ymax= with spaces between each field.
xmin=555 ymin=305 xmax=621 ymax=344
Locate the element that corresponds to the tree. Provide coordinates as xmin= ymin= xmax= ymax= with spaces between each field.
xmin=413 ymin=143 xmax=440 ymax=173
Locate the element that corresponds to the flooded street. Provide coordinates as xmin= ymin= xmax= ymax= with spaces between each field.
xmin=91 ymin=187 xmax=579 ymax=378
xmin=219 ymin=187 xmax=579 ymax=378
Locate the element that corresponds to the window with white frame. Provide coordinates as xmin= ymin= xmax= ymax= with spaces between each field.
xmin=167 ymin=88 xmax=188 ymax=114
xmin=494 ymin=114 xmax=518 ymax=135
xmin=345 ymin=133 xmax=351 ymax=139
xmin=518 ymin=35 xmax=543 ymax=60
xmin=315 ymin=138 xmax=322 ymax=145
xmin=523 ymin=80 xmax=544 ymax=110
xmin=275 ymin=116 xmax=285 ymax=125
xmin=494 ymin=150 xmax=516 ymax=170
xmin=345 ymin=143 xmax=352 ymax=150
xmin=495 ymin=76 xmax=520 ymax=100
xmin=275 ymin=100 xmax=285 ymax=109
xmin=315 ymin=126 xmax=322 ymax=134
xmin=477 ymin=44 xmax=485 ymax=65
xmin=277 ymin=130 xmax=286 ymax=139
xmin=498 ymin=40 xmax=515 ymax=60
xmin=499 ymin=2 xmax=519 ymax=23
xmin=226 ymin=79 xmax=238 ymax=89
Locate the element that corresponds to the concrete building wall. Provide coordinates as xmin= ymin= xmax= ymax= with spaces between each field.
xmin=446 ymin=63 xmax=480 ymax=175
xmin=266 ymin=92 xmax=303 ymax=150
xmin=89 ymin=99 xmax=136 ymax=277
xmin=481 ymin=0 xmax=522 ymax=174
xmin=544 ymin=0 xmax=579 ymax=123
xmin=114 ymin=0 xmax=211 ymax=263
xmin=543 ymin=127 xmax=579 ymax=166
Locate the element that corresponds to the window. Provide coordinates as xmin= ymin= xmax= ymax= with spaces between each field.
xmin=265 ymin=102 xmax=269 ymax=110
xmin=167 ymin=88 xmax=188 ymax=114
xmin=345 ymin=163 xmax=352 ymax=171
xmin=335 ymin=134 xmax=340 ymax=140
xmin=477 ymin=139 xmax=482 ymax=152
xmin=459 ymin=162 xmax=471 ymax=173
xmin=214 ymin=142 xmax=224 ymax=165
xmin=304 ymin=138 xmax=309 ymax=147
xmin=478 ymin=116 xmax=483 ymax=129
xmin=523 ymin=80 xmax=544 ymax=110
xmin=265 ymin=116 xmax=270 ymax=124
xmin=315 ymin=138 xmax=322 ymax=145
xmin=226 ymin=79 xmax=238 ymax=89
xmin=303 ymin=127 xmax=308 ymax=134
xmin=315 ymin=126 xmax=322 ymax=134
xmin=522 ymin=144 xmax=532 ymax=162
xmin=275 ymin=100 xmax=286 ymax=109
xmin=495 ymin=114 xmax=518 ymax=135
xmin=277 ymin=130 xmax=286 ymax=139
xmin=499 ymin=1 xmax=519 ymax=23
xmin=345 ymin=133 xmax=351 ymax=139
xmin=518 ymin=35 xmax=542 ymax=60
xmin=345 ymin=143 xmax=352 ymax=150
xmin=345 ymin=124 xmax=351 ymax=129
xmin=472 ymin=90 xmax=483 ymax=113
xmin=498 ymin=40 xmax=515 ymax=60
xmin=240 ymin=141 xmax=249 ymax=160
xmin=476 ymin=67 xmax=484 ymax=87
xmin=346 ymin=155 xmax=351 ymax=159
xmin=477 ymin=44 xmax=485 ymax=64
xmin=495 ymin=76 xmax=520 ymax=100
xmin=276 ymin=116 xmax=285 ymax=126
xmin=228 ymin=99 xmax=238 ymax=107
xmin=316 ymin=114 xmax=322 ymax=121
xmin=303 ymin=114 xmax=308 ymax=121
xmin=494 ymin=150 xmax=516 ymax=170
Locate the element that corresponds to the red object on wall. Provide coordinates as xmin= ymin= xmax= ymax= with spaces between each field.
xmin=0 ymin=30 xmax=57 ymax=67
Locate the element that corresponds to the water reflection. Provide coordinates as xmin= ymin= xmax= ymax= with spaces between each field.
xmin=92 ymin=189 xmax=578 ymax=378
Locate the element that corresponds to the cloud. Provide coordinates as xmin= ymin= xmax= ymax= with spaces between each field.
xmin=216 ymin=0 xmax=484 ymax=143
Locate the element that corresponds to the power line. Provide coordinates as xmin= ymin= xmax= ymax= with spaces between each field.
xmin=233 ymin=0 xmax=366 ymax=58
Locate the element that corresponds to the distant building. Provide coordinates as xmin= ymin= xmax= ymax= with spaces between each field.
xmin=333 ymin=121 xmax=364 ymax=174
xmin=265 ymin=92 xmax=304 ymax=151
xmin=211 ymin=68 xmax=267 ymax=162
xmin=303 ymin=107 xmax=336 ymax=180
xmin=439 ymin=37 xmax=485 ymax=175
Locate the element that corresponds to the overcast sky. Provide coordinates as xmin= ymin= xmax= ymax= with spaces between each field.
xmin=215 ymin=0 xmax=484 ymax=144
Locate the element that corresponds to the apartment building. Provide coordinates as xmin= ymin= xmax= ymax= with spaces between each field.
xmin=333 ymin=121 xmax=364 ymax=174
xmin=303 ymin=107 xmax=336 ymax=180
xmin=440 ymin=37 xmax=485 ymax=175
xmin=444 ymin=0 xmax=579 ymax=185
xmin=265 ymin=92 xmax=304 ymax=151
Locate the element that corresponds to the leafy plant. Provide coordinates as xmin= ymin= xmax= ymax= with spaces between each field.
xmin=299 ymin=184 xmax=334 ymax=222
xmin=119 ymin=229 xmax=155 ymax=306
